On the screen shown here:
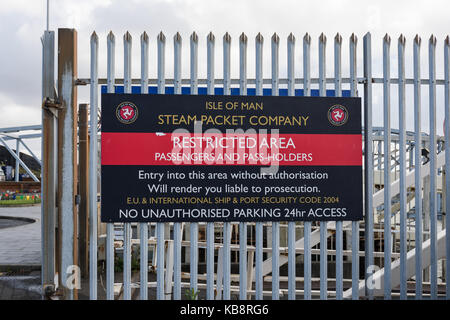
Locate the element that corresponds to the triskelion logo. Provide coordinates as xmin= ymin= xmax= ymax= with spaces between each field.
xmin=327 ymin=104 xmax=348 ymax=126
xmin=116 ymin=102 xmax=138 ymax=124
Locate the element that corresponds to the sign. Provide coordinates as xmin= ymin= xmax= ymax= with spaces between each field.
xmin=101 ymin=94 xmax=362 ymax=222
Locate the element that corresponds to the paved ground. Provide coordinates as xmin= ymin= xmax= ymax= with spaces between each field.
xmin=0 ymin=205 xmax=40 ymax=266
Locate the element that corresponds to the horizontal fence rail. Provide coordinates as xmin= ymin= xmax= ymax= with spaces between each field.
xmin=40 ymin=30 xmax=450 ymax=300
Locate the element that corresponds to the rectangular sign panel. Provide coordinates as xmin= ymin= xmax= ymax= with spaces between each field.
xmin=101 ymin=94 xmax=362 ymax=222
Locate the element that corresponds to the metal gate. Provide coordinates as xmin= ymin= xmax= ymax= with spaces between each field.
xmin=41 ymin=28 xmax=450 ymax=300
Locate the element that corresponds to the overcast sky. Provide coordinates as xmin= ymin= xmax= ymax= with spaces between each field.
xmin=0 ymin=0 xmax=449 ymax=159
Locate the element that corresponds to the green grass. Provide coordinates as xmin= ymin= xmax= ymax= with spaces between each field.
xmin=0 ymin=198 xmax=41 ymax=206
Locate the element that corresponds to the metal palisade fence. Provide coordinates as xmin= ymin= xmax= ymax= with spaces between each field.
xmin=41 ymin=29 xmax=450 ymax=300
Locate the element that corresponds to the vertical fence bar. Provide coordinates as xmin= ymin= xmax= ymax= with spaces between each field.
xmin=383 ymin=34 xmax=392 ymax=299
xmin=41 ymin=29 xmax=56 ymax=293
xmin=57 ymin=28 xmax=78 ymax=300
xmin=106 ymin=31 xmax=115 ymax=301
xmin=174 ymin=33 xmax=182 ymax=95
xmin=139 ymin=31 xmax=149 ymax=301
xmin=444 ymin=36 xmax=450 ymax=300
xmin=363 ymin=32 xmax=374 ymax=300
xmin=398 ymin=34 xmax=407 ymax=300
xmin=207 ymin=32 xmax=215 ymax=96
xmin=173 ymin=32 xmax=182 ymax=300
xmin=349 ymin=33 xmax=359 ymax=300
xmin=223 ymin=32 xmax=231 ymax=95
xmin=156 ymin=222 xmax=164 ymax=300
xmin=206 ymin=31 xmax=215 ymax=300
xmin=318 ymin=32 xmax=327 ymax=300
xmin=428 ymin=35 xmax=438 ymax=300
xmin=156 ymin=31 xmax=166 ymax=300
xmin=255 ymin=32 xmax=264 ymax=300
xmin=303 ymin=32 xmax=312 ymax=300
xmin=269 ymin=32 xmax=280 ymax=300
xmin=285 ymin=32 xmax=297 ymax=301
xmin=89 ymin=31 xmax=98 ymax=300
xmin=255 ymin=33 xmax=263 ymax=96
xmin=334 ymin=34 xmax=342 ymax=97
xmin=239 ymin=32 xmax=248 ymax=300
xmin=272 ymin=32 xmax=280 ymax=97
xmin=223 ymin=223 xmax=231 ymax=299
xmin=123 ymin=31 xmax=132 ymax=300
xmin=413 ymin=34 xmax=423 ymax=300
xmin=270 ymin=32 xmax=281 ymax=299
xmin=190 ymin=31 xmax=199 ymax=296
xmin=334 ymin=33 xmax=343 ymax=300
xmin=190 ymin=32 xmax=199 ymax=95
xmin=272 ymin=33 xmax=280 ymax=98
xmin=222 ymin=32 xmax=232 ymax=300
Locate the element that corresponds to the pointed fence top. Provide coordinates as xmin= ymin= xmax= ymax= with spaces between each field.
xmin=239 ymin=32 xmax=248 ymax=43
xmin=207 ymin=31 xmax=215 ymax=42
xmin=174 ymin=32 xmax=182 ymax=43
xmin=107 ymin=30 xmax=115 ymax=41
xmin=256 ymin=32 xmax=263 ymax=43
xmin=287 ymin=32 xmax=295 ymax=43
xmin=91 ymin=31 xmax=98 ymax=42
xmin=303 ymin=32 xmax=311 ymax=44
xmin=124 ymin=31 xmax=132 ymax=42
xmin=429 ymin=34 xmax=437 ymax=46
xmin=414 ymin=34 xmax=421 ymax=45
xmin=141 ymin=31 xmax=149 ymax=42
xmin=223 ymin=32 xmax=231 ymax=43
xmin=271 ymin=32 xmax=279 ymax=44
xmin=334 ymin=33 xmax=342 ymax=44
xmin=190 ymin=31 xmax=198 ymax=43
xmin=157 ymin=31 xmax=166 ymax=42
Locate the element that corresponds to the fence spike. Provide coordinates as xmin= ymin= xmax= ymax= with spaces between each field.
xmin=141 ymin=31 xmax=149 ymax=42
xmin=319 ymin=32 xmax=326 ymax=43
xmin=256 ymin=32 xmax=264 ymax=43
xmin=207 ymin=31 xmax=215 ymax=42
xmin=158 ymin=31 xmax=166 ymax=42
xmin=335 ymin=32 xmax=342 ymax=44
xmin=399 ymin=34 xmax=406 ymax=45
xmin=124 ymin=31 xmax=132 ymax=42
xmin=272 ymin=32 xmax=279 ymax=43
xmin=304 ymin=32 xmax=311 ymax=44
xmin=91 ymin=31 xmax=98 ymax=42
xmin=174 ymin=32 xmax=182 ymax=43
xmin=190 ymin=31 xmax=198 ymax=43
xmin=413 ymin=34 xmax=421 ymax=46
xmin=240 ymin=32 xmax=247 ymax=43
xmin=288 ymin=32 xmax=295 ymax=43
xmin=446 ymin=35 xmax=450 ymax=45
xmin=384 ymin=33 xmax=391 ymax=44
xmin=224 ymin=32 xmax=231 ymax=43
xmin=350 ymin=33 xmax=357 ymax=44
xmin=429 ymin=34 xmax=437 ymax=46
xmin=107 ymin=30 xmax=115 ymax=42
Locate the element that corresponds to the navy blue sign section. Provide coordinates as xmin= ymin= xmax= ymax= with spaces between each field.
xmin=101 ymin=93 xmax=363 ymax=223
